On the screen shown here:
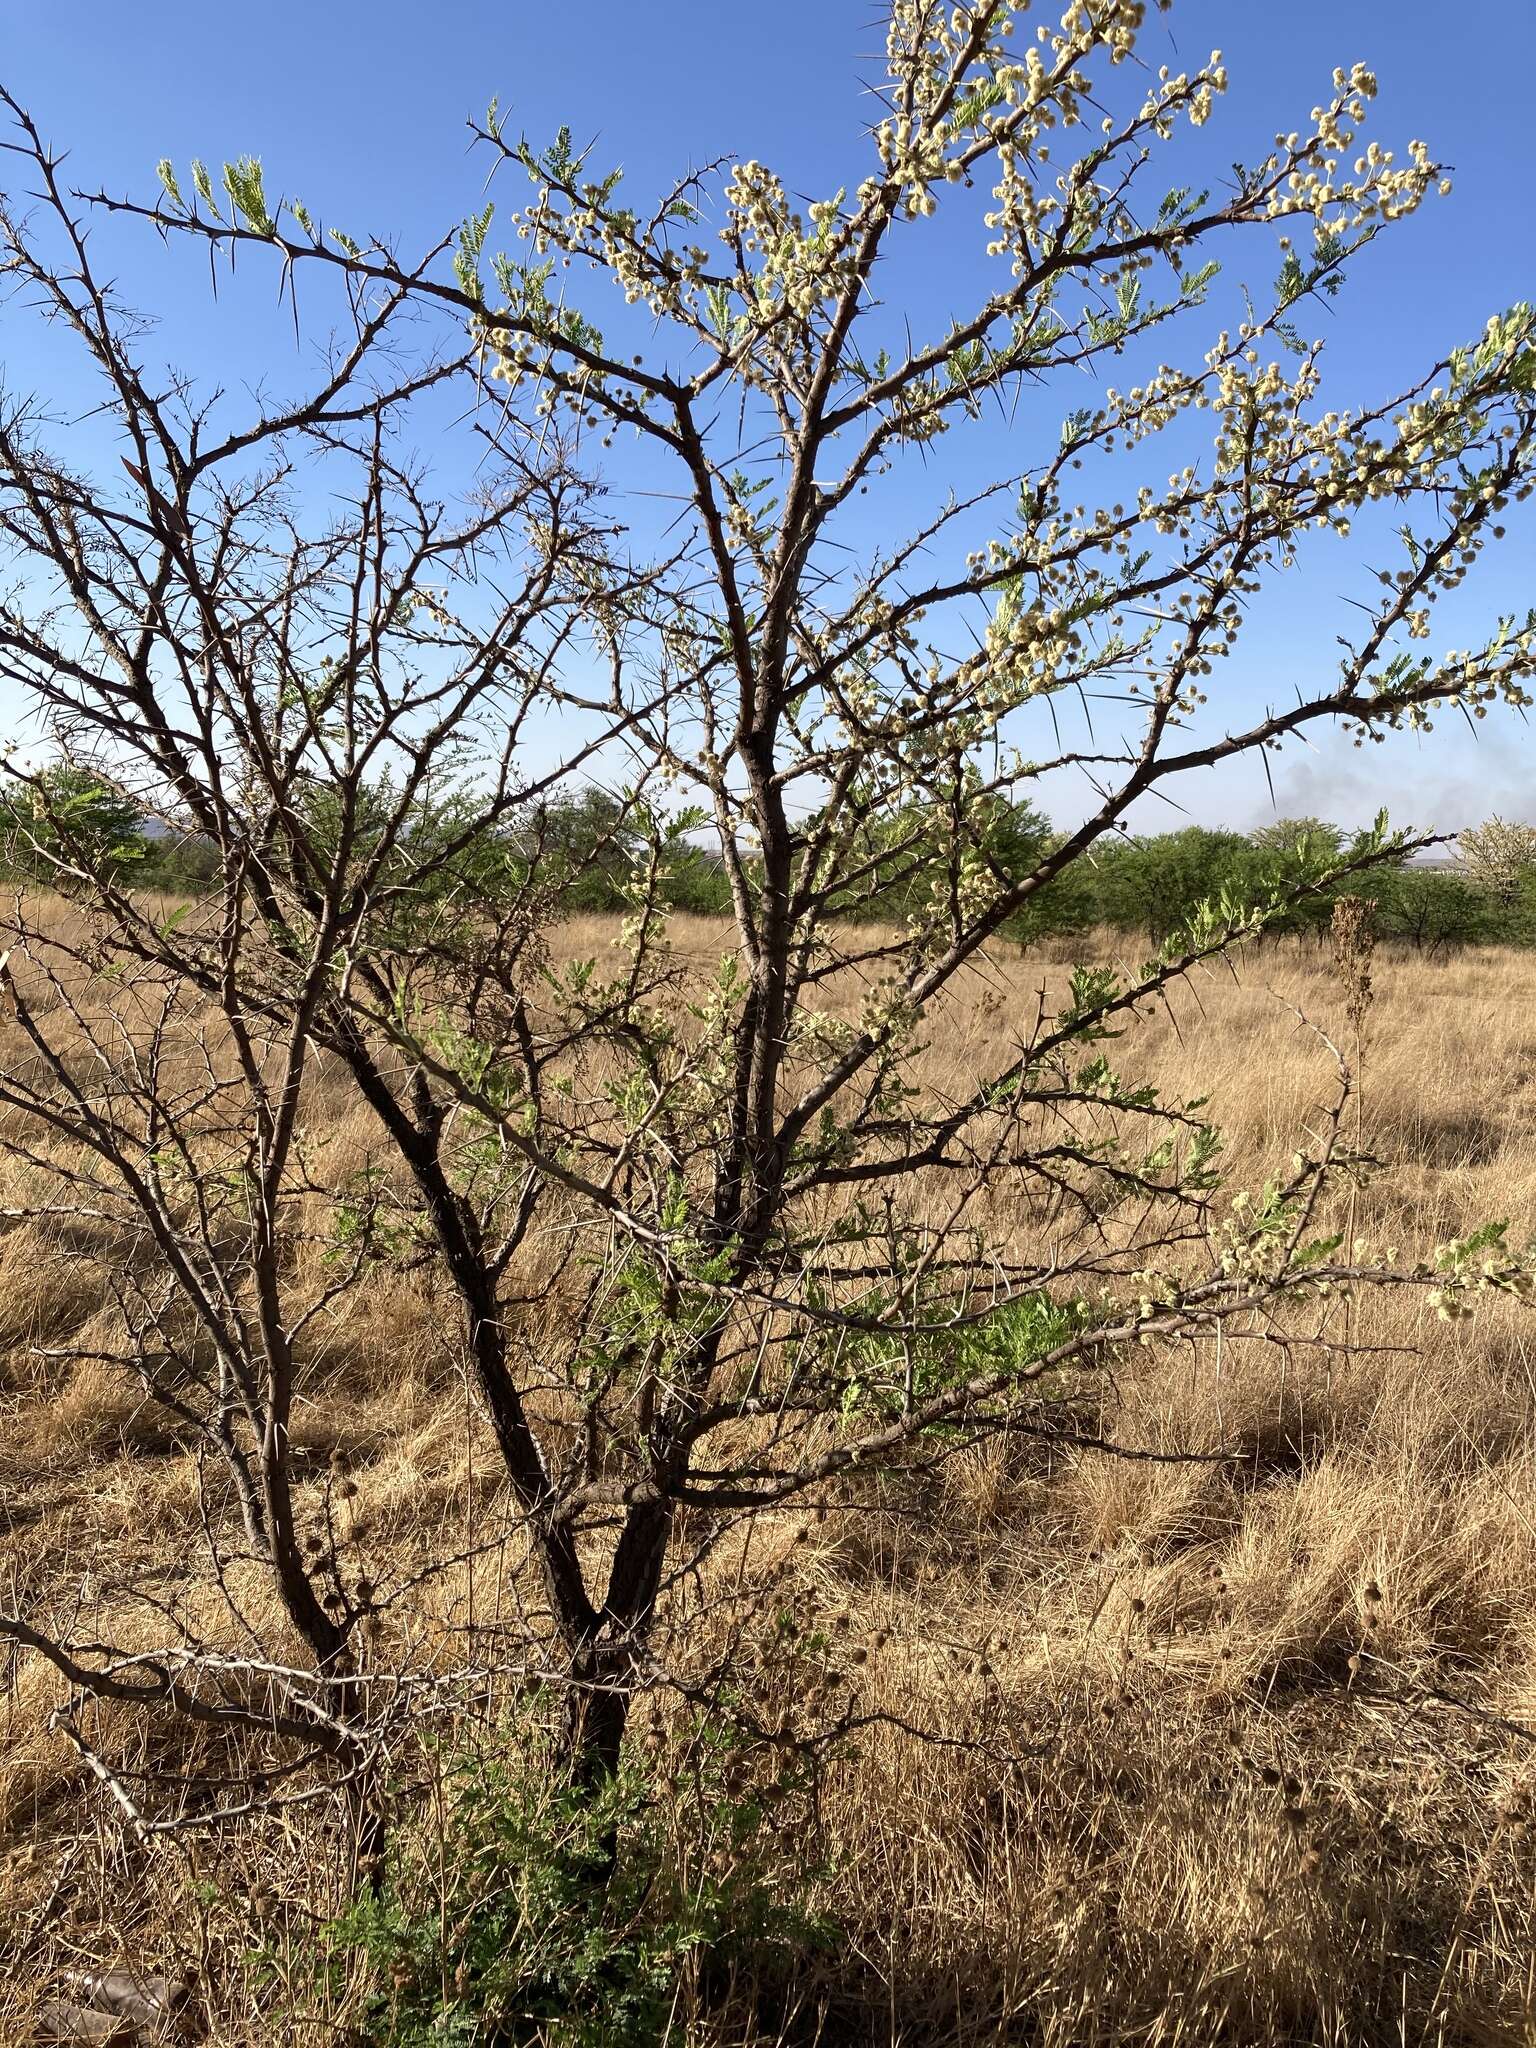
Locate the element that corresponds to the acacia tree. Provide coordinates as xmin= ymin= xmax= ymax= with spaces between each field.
xmin=1460 ymin=814 xmax=1536 ymax=900
xmin=2 ymin=0 xmax=1536 ymax=1868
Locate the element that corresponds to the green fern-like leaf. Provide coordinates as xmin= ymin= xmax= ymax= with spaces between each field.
xmin=223 ymin=157 xmax=275 ymax=237
xmin=190 ymin=159 xmax=223 ymax=221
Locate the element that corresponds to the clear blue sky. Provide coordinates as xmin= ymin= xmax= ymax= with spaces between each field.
xmin=2 ymin=2 xmax=1533 ymax=834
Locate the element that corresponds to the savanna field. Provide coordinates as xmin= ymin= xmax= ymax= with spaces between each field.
xmin=5 ymin=907 xmax=1536 ymax=2046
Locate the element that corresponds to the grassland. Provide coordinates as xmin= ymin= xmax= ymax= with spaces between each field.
xmin=4 ymin=915 xmax=1536 ymax=2044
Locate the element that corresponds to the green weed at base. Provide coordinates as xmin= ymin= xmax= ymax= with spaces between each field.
xmin=286 ymin=1718 xmax=836 ymax=2047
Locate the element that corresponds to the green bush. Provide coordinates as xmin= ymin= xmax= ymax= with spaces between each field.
xmin=294 ymin=1718 xmax=832 ymax=2046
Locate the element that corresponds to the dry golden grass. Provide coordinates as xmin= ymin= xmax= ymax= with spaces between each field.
xmin=5 ymin=917 xmax=1536 ymax=2043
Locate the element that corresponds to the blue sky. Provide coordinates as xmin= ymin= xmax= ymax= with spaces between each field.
xmin=1 ymin=2 xmax=1533 ymax=836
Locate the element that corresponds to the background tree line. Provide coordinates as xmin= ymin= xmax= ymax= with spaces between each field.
xmin=17 ymin=761 xmax=1533 ymax=956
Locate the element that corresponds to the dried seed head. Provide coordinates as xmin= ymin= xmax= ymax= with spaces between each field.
xmin=1330 ymin=895 xmax=1378 ymax=1034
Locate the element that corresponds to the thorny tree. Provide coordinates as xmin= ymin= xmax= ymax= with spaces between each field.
xmin=2 ymin=0 xmax=1536 ymax=1856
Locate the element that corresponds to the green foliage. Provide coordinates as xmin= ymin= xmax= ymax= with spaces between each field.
xmin=190 ymin=158 xmax=221 ymax=218
xmin=454 ymin=202 xmax=495 ymax=303
xmin=821 ymin=792 xmax=1057 ymax=931
xmin=6 ymin=767 xmax=1529 ymax=967
xmin=1372 ymin=865 xmax=1499 ymax=953
xmin=525 ymin=787 xmax=730 ymax=917
xmin=0 ymin=764 xmax=147 ymax=884
xmin=294 ymin=1724 xmax=829 ymax=2046
xmin=223 ymin=156 xmax=275 ymax=236
xmin=837 ymin=1287 xmax=1093 ymax=1421
xmin=1092 ymin=826 xmax=1264 ymax=942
